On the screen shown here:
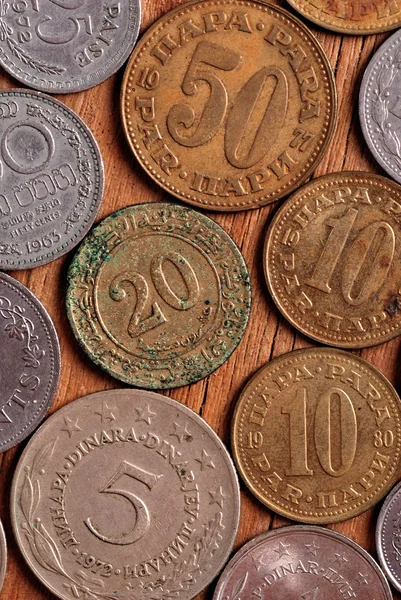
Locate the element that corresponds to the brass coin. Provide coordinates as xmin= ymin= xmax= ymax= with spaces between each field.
xmin=264 ymin=172 xmax=401 ymax=349
xmin=286 ymin=0 xmax=401 ymax=35
xmin=66 ymin=202 xmax=251 ymax=389
xmin=231 ymin=347 xmax=401 ymax=524
xmin=121 ymin=0 xmax=337 ymax=212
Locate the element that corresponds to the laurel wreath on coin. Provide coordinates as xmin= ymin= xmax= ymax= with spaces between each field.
xmin=0 ymin=0 xmax=65 ymax=75
xmin=371 ymin=49 xmax=401 ymax=170
xmin=19 ymin=440 xmax=225 ymax=600
xmin=223 ymin=571 xmax=248 ymax=600
xmin=0 ymin=296 xmax=45 ymax=368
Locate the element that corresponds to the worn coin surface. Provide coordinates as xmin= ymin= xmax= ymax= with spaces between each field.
xmin=0 ymin=519 xmax=6 ymax=593
xmin=376 ymin=480 xmax=401 ymax=592
xmin=360 ymin=29 xmax=401 ymax=184
xmin=11 ymin=389 xmax=241 ymax=600
xmin=231 ymin=347 xmax=401 ymax=523
xmin=264 ymin=172 xmax=401 ymax=348
xmin=213 ymin=526 xmax=392 ymax=600
xmin=0 ymin=89 xmax=104 ymax=269
xmin=66 ymin=202 xmax=251 ymax=389
xmin=0 ymin=1 xmax=141 ymax=94
xmin=286 ymin=0 xmax=401 ymax=35
xmin=0 ymin=272 xmax=60 ymax=453
xmin=121 ymin=0 xmax=336 ymax=212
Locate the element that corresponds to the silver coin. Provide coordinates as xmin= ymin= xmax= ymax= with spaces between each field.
xmin=214 ymin=526 xmax=392 ymax=600
xmin=0 ymin=519 xmax=6 ymax=593
xmin=0 ymin=0 xmax=141 ymax=94
xmin=0 ymin=89 xmax=104 ymax=269
xmin=360 ymin=29 xmax=401 ymax=184
xmin=0 ymin=272 xmax=60 ymax=452
xmin=11 ymin=388 xmax=240 ymax=600
xmin=376 ymin=480 xmax=401 ymax=592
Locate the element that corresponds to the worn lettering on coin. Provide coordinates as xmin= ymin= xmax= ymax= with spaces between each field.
xmin=0 ymin=272 xmax=60 ymax=453
xmin=264 ymin=172 xmax=401 ymax=348
xmin=231 ymin=348 xmax=401 ymax=523
xmin=376 ymin=480 xmax=401 ymax=593
xmin=11 ymin=389 xmax=240 ymax=600
xmin=121 ymin=0 xmax=336 ymax=211
xmin=66 ymin=203 xmax=251 ymax=389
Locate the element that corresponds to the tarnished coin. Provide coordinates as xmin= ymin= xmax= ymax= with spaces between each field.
xmin=0 ymin=1 xmax=141 ymax=94
xmin=0 ymin=272 xmax=60 ymax=453
xmin=264 ymin=172 xmax=401 ymax=348
xmin=286 ymin=1 xmax=401 ymax=35
xmin=66 ymin=202 xmax=251 ymax=389
xmin=0 ymin=519 xmax=6 ymax=593
xmin=376 ymin=480 xmax=401 ymax=592
xmin=121 ymin=0 xmax=336 ymax=212
xmin=213 ymin=526 xmax=392 ymax=600
xmin=360 ymin=29 xmax=401 ymax=184
xmin=11 ymin=389 xmax=241 ymax=600
xmin=0 ymin=89 xmax=104 ymax=270
xmin=231 ymin=347 xmax=401 ymax=523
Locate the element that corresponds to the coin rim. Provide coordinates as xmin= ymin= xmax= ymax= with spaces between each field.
xmin=120 ymin=0 xmax=337 ymax=212
xmin=0 ymin=88 xmax=105 ymax=270
xmin=359 ymin=29 xmax=401 ymax=184
xmin=231 ymin=346 xmax=401 ymax=524
xmin=376 ymin=479 xmax=401 ymax=593
xmin=65 ymin=201 xmax=252 ymax=389
xmin=0 ymin=1 xmax=142 ymax=94
xmin=10 ymin=388 xmax=241 ymax=600
xmin=263 ymin=170 xmax=401 ymax=349
xmin=213 ymin=525 xmax=393 ymax=600
xmin=286 ymin=0 xmax=401 ymax=34
xmin=0 ymin=271 xmax=61 ymax=452
xmin=0 ymin=519 xmax=7 ymax=594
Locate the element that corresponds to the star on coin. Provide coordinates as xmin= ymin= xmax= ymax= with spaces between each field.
xmin=333 ymin=552 xmax=348 ymax=568
xmin=251 ymin=554 xmax=267 ymax=572
xmin=274 ymin=542 xmax=290 ymax=558
xmin=304 ymin=541 xmax=319 ymax=557
xmin=170 ymin=421 xmax=193 ymax=443
xmin=356 ymin=572 xmax=369 ymax=585
xmin=95 ymin=401 xmax=116 ymax=424
xmin=209 ymin=485 xmax=226 ymax=508
xmin=61 ymin=417 xmax=82 ymax=438
xmin=134 ymin=405 xmax=156 ymax=425
xmin=195 ymin=449 xmax=215 ymax=471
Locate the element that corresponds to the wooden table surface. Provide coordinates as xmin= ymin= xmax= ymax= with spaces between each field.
xmin=0 ymin=1 xmax=400 ymax=598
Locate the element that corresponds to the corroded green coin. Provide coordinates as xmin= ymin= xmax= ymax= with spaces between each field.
xmin=66 ymin=203 xmax=251 ymax=389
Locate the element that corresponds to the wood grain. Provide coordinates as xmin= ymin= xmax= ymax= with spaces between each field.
xmin=0 ymin=1 xmax=400 ymax=598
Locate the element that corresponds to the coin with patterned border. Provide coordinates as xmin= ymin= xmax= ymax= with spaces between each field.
xmin=66 ymin=202 xmax=251 ymax=389
xmin=121 ymin=0 xmax=336 ymax=211
xmin=264 ymin=172 xmax=401 ymax=348
xmin=231 ymin=347 xmax=401 ymax=524
xmin=11 ymin=389 xmax=241 ymax=600
xmin=0 ymin=0 xmax=141 ymax=94
xmin=0 ymin=89 xmax=104 ymax=270
xmin=213 ymin=526 xmax=392 ymax=600
xmin=0 ymin=519 xmax=6 ymax=594
xmin=286 ymin=1 xmax=401 ymax=35
xmin=376 ymin=480 xmax=401 ymax=593
xmin=0 ymin=272 xmax=61 ymax=453
xmin=360 ymin=29 xmax=401 ymax=184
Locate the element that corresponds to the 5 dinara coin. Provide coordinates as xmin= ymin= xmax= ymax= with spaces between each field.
xmin=11 ymin=389 xmax=240 ymax=600
xmin=286 ymin=0 xmax=401 ymax=35
xmin=376 ymin=480 xmax=401 ymax=593
xmin=213 ymin=526 xmax=392 ymax=600
xmin=0 ymin=0 xmax=141 ymax=93
xmin=0 ymin=272 xmax=60 ymax=452
xmin=264 ymin=172 xmax=401 ymax=348
xmin=66 ymin=202 xmax=251 ymax=389
xmin=0 ymin=519 xmax=6 ymax=594
xmin=231 ymin=347 xmax=401 ymax=523
xmin=121 ymin=0 xmax=336 ymax=211
xmin=0 ymin=89 xmax=104 ymax=269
